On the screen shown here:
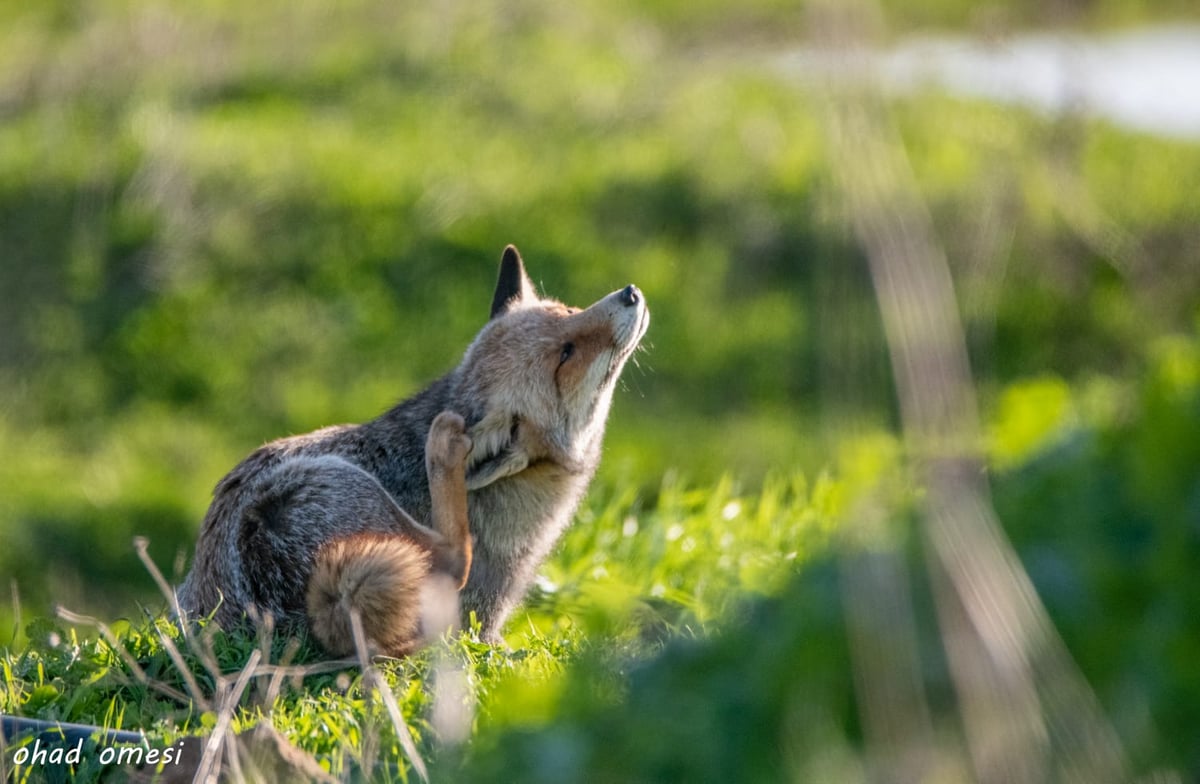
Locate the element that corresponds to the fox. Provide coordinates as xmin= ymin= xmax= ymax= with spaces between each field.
xmin=176 ymin=245 xmax=649 ymax=656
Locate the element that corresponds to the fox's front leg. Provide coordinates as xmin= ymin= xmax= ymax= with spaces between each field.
xmin=426 ymin=411 xmax=473 ymax=589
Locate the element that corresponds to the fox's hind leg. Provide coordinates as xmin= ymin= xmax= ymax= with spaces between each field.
xmin=300 ymin=417 xmax=470 ymax=656
xmin=425 ymin=411 xmax=473 ymax=588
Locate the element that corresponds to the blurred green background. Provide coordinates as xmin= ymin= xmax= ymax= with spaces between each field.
xmin=2 ymin=0 xmax=1199 ymax=777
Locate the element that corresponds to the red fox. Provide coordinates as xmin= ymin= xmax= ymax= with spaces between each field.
xmin=177 ymin=246 xmax=649 ymax=656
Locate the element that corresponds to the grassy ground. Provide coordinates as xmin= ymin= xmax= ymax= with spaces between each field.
xmin=1 ymin=468 xmax=844 ymax=781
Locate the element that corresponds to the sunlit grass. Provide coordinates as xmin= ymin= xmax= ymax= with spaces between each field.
xmin=1 ymin=466 xmax=843 ymax=781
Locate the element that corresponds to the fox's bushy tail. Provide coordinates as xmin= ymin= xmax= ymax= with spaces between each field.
xmin=306 ymin=532 xmax=430 ymax=657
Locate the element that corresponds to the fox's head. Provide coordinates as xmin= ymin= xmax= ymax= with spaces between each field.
xmin=455 ymin=245 xmax=649 ymax=491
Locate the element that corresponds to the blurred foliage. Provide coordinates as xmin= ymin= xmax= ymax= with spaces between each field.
xmin=457 ymin=561 xmax=862 ymax=784
xmin=872 ymin=0 xmax=1200 ymax=31
xmin=458 ymin=334 xmax=1200 ymax=781
xmin=991 ymin=336 xmax=1200 ymax=775
xmin=1 ymin=0 xmax=1200 ymax=780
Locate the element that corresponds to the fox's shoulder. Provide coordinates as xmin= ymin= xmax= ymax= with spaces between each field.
xmin=212 ymin=424 xmax=360 ymax=497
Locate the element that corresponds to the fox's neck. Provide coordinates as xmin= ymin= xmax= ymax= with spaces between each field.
xmin=352 ymin=373 xmax=460 ymax=507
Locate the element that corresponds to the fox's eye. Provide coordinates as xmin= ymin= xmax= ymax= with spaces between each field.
xmin=559 ymin=342 xmax=575 ymax=364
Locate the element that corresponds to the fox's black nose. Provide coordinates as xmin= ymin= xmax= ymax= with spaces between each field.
xmin=620 ymin=284 xmax=641 ymax=307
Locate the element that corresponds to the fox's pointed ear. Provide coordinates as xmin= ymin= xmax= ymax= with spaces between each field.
xmin=490 ymin=245 xmax=537 ymax=319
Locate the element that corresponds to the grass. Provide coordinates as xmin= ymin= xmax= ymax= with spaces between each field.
xmin=1 ymin=468 xmax=843 ymax=782
xmin=8 ymin=336 xmax=1199 ymax=779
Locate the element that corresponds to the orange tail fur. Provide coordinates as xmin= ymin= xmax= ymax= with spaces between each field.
xmin=306 ymin=532 xmax=431 ymax=657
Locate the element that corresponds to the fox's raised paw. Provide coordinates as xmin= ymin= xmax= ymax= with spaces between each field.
xmin=427 ymin=411 xmax=472 ymax=472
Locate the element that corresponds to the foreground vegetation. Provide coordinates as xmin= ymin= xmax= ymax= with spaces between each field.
xmin=3 ymin=0 xmax=1199 ymax=634
xmin=2 ymin=0 xmax=1199 ymax=780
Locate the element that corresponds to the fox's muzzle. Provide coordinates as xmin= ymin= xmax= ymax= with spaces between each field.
xmin=590 ymin=283 xmax=648 ymax=358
